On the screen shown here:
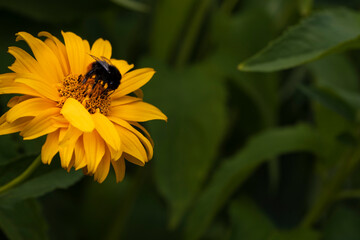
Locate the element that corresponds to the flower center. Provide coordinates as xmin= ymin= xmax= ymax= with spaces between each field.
xmin=57 ymin=74 xmax=111 ymax=115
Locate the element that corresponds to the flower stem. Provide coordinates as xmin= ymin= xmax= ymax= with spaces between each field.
xmin=336 ymin=189 xmax=360 ymax=201
xmin=0 ymin=155 xmax=41 ymax=194
xmin=300 ymin=146 xmax=360 ymax=228
xmin=175 ymin=0 xmax=212 ymax=67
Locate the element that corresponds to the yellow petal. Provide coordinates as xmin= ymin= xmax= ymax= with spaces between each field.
xmin=134 ymin=89 xmax=144 ymax=99
xmin=66 ymin=156 xmax=75 ymax=172
xmin=62 ymin=31 xmax=86 ymax=75
xmin=20 ymin=108 xmax=61 ymax=140
xmin=110 ymin=96 xmax=142 ymax=107
xmin=130 ymin=121 xmax=154 ymax=146
xmin=7 ymin=95 xmax=32 ymax=108
xmin=8 ymin=47 xmax=43 ymax=76
xmin=111 ymin=156 xmax=126 ymax=183
xmin=94 ymin=149 xmax=111 ymax=183
xmin=114 ymin=124 xmax=147 ymax=164
xmin=74 ymin=137 xmax=87 ymax=170
xmin=124 ymin=153 xmax=145 ymax=166
xmin=83 ymin=131 xmax=105 ymax=174
xmin=91 ymin=38 xmax=112 ymax=59
xmin=59 ymin=143 xmax=75 ymax=169
xmin=52 ymin=115 xmax=69 ymax=129
xmin=60 ymin=98 xmax=94 ymax=132
xmin=0 ymin=117 xmax=31 ymax=135
xmin=58 ymin=125 xmax=82 ymax=168
xmin=111 ymin=59 xmax=134 ymax=75
xmin=0 ymin=74 xmax=43 ymax=98
xmin=59 ymin=124 xmax=83 ymax=146
xmin=110 ymin=101 xmax=167 ymax=122
xmin=92 ymin=112 xmax=121 ymax=152
xmin=108 ymin=145 xmax=123 ymax=162
xmin=41 ymin=130 xmax=60 ymax=164
xmin=109 ymin=116 xmax=153 ymax=160
xmin=15 ymin=74 xmax=60 ymax=101
xmin=0 ymin=73 xmax=16 ymax=83
xmin=16 ymin=32 xmax=63 ymax=83
xmin=8 ymin=60 xmax=25 ymax=75
xmin=58 ymin=128 xmax=67 ymax=142
xmin=83 ymin=39 xmax=92 ymax=71
xmin=0 ymin=85 xmax=42 ymax=98
xmin=7 ymin=97 xmax=56 ymax=123
xmin=39 ymin=32 xmax=70 ymax=76
xmin=112 ymin=68 xmax=155 ymax=99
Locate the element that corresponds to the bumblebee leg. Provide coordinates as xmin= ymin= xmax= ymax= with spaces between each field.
xmin=105 ymin=89 xmax=115 ymax=96
xmin=82 ymin=69 xmax=95 ymax=84
xmin=92 ymin=75 xmax=101 ymax=89
xmin=77 ymin=74 xmax=83 ymax=82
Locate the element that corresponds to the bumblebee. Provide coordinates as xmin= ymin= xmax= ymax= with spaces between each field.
xmin=82 ymin=55 xmax=122 ymax=91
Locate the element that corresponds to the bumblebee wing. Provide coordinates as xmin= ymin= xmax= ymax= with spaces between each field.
xmin=100 ymin=56 xmax=113 ymax=65
xmin=97 ymin=60 xmax=110 ymax=72
xmin=89 ymin=54 xmax=101 ymax=62
xmin=89 ymin=54 xmax=110 ymax=72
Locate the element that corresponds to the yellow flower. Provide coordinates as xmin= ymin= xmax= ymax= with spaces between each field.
xmin=0 ymin=31 xmax=167 ymax=183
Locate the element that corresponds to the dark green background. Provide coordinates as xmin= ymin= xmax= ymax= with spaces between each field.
xmin=1 ymin=0 xmax=360 ymax=239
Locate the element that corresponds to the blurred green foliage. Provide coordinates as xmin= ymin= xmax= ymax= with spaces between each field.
xmin=1 ymin=0 xmax=360 ymax=239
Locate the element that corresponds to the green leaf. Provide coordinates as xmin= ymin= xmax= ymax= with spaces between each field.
xmin=184 ymin=124 xmax=321 ymax=240
xmin=307 ymin=54 xmax=360 ymax=122
xmin=228 ymin=197 xmax=320 ymax=240
xmin=0 ymin=165 xmax=83 ymax=206
xmin=229 ymin=197 xmax=274 ymax=240
xmin=239 ymin=8 xmax=360 ymax=72
xmin=141 ymin=59 xmax=227 ymax=228
xmin=336 ymin=91 xmax=360 ymax=112
xmin=299 ymin=85 xmax=356 ymax=121
xmin=323 ymin=205 xmax=360 ymax=240
xmin=0 ymin=199 xmax=48 ymax=240
xmin=306 ymin=54 xmax=358 ymax=165
xmin=308 ymin=54 xmax=358 ymax=92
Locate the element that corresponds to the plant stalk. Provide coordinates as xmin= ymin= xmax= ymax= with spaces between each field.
xmin=175 ymin=0 xmax=212 ymax=67
xmin=300 ymin=146 xmax=360 ymax=228
xmin=336 ymin=189 xmax=360 ymax=200
xmin=0 ymin=155 xmax=41 ymax=194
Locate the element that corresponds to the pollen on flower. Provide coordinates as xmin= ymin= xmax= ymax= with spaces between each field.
xmin=57 ymin=74 xmax=111 ymax=115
